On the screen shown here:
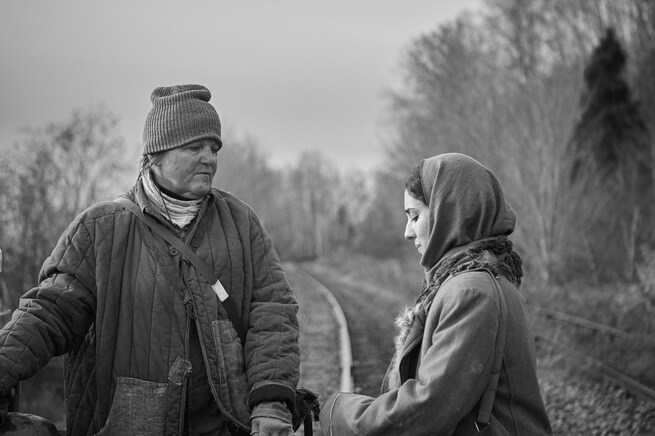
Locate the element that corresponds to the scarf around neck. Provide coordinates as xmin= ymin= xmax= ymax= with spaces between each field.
xmin=384 ymin=235 xmax=523 ymax=392
xmin=142 ymin=169 xmax=204 ymax=229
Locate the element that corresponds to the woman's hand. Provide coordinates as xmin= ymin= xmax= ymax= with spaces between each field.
xmin=250 ymin=401 xmax=293 ymax=436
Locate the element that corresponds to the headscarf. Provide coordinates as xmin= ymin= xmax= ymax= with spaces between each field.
xmin=418 ymin=153 xmax=517 ymax=281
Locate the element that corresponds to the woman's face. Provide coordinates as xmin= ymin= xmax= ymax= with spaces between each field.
xmin=404 ymin=189 xmax=430 ymax=255
xmin=151 ymin=138 xmax=219 ymax=199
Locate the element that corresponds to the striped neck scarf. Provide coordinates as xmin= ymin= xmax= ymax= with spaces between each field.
xmin=142 ymin=169 xmax=204 ymax=229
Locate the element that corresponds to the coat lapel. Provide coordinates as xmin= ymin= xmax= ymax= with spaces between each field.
xmin=398 ymin=303 xmax=429 ymax=382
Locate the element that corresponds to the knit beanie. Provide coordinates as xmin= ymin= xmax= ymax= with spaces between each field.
xmin=142 ymin=84 xmax=222 ymax=155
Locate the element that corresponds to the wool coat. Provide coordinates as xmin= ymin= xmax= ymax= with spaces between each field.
xmin=0 ymin=181 xmax=300 ymax=435
xmin=320 ymin=250 xmax=551 ymax=435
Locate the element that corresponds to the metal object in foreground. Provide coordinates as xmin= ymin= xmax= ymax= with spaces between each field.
xmin=0 ymin=412 xmax=61 ymax=435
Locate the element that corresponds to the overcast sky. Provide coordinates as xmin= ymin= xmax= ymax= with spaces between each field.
xmin=1 ymin=0 xmax=482 ymax=171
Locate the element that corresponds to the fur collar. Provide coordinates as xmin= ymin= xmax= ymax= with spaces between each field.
xmin=384 ymin=235 xmax=522 ymax=391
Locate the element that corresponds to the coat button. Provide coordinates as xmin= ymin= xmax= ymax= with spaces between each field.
xmin=169 ymin=247 xmax=179 ymax=256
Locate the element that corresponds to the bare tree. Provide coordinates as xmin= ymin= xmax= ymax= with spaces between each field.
xmin=330 ymin=169 xmax=371 ymax=250
xmin=284 ymin=151 xmax=340 ymax=258
xmin=381 ymin=0 xmax=653 ymax=282
xmin=0 ymin=105 xmax=134 ymax=302
xmin=355 ymin=169 xmax=411 ymax=259
xmin=213 ymin=131 xmax=282 ymax=222
xmin=384 ymin=14 xmax=500 ymax=173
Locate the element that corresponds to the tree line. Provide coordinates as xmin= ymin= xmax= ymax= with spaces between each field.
xmin=381 ymin=0 xmax=655 ymax=286
xmin=1 ymin=0 xmax=654 ymax=298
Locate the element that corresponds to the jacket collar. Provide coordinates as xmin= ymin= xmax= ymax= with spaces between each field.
xmin=400 ymin=249 xmax=500 ymax=368
xmin=124 ymin=178 xmax=213 ymax=237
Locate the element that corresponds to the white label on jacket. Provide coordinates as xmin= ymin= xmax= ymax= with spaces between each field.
xmin=212 ymin=279 xmax=229 ymax=302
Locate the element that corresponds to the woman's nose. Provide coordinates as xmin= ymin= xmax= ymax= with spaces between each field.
xmin=404 ymin=221 xmax=415 ymax=240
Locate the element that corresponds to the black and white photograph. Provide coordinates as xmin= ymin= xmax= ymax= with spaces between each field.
xmin=1 ymin=1 xmax=654 ymax=434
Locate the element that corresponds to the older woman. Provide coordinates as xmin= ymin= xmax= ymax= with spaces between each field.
xmin=0 ymin=85 xmax=300 ymax=436
xmin=320 ymin=153 xmax=551 ymax=435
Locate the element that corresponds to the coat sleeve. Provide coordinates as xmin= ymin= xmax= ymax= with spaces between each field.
xmin=319 ymin=285 xmax=498 ymax=436
xmin=243 ymin=209 xmax=300 ymax=412
xmin=0 ymin=216 xmax=96 ymax=391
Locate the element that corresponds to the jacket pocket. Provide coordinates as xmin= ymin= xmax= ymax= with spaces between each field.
xmin=97 ymin=376 xmax=167 ymax=436
xmin=211 ymin=319 xmax=251 ymax=423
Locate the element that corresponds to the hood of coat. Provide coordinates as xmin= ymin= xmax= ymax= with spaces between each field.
xmin=419 ymin=153 xmax=516 ymax=278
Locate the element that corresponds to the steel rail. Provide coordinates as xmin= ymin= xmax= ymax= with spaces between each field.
xmin=530 ymin=305 xmax=629 ymax=338
xmin=296 ymin=266 xmax=354 ymax=393
xmin=536 ymin=334 xmax=655 ymax=403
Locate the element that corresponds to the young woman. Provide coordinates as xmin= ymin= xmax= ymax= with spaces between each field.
xmin=320 ymin=153 xmax=551 ymax=435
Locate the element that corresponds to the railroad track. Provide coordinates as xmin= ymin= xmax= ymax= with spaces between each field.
xmin=287 ymin=263 xmax=410 ymax=397
xmin=284 ymin=263 xmax=354 ymax=435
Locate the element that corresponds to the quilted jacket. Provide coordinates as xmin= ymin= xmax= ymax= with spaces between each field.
xmin=0 ymin=181 xmax=300 ymax=435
